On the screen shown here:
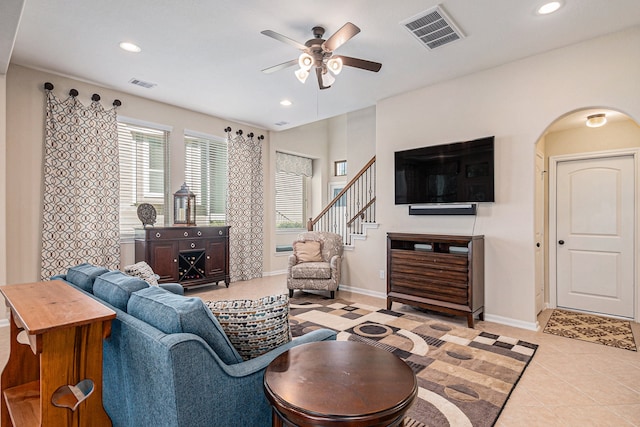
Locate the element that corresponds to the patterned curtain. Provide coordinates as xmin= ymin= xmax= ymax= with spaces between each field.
xmin=41 ymin=89 xmax=121 ymax=279
xmin=227 ymin=131 xmax=263 ymax=281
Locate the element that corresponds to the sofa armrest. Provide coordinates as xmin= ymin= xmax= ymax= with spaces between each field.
xmin=159 ymin=283 xmax=184 ymax=295
xmin=288 ymin=253 xmax=298 ymax=268
xmin=51 ymin=274 xmax=67 ymax=281
xmin=219 ymin=328 xmax=336 ymax=378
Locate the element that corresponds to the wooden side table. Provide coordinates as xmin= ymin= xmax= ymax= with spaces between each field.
xmin=264 ymin=341 xmax=417 ymax=427
xmin=0 ymin=280 xmax=116 ymax=427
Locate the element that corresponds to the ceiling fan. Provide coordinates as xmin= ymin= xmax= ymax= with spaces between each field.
xmin=261 ymin=22 xmax=382 ymax=90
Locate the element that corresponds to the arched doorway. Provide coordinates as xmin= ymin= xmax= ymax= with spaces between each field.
xmin=535 ymin=108 xmax=640 ymax=320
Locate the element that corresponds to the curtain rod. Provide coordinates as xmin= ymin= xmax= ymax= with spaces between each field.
xmin=44 ymin=82 xmax=122 ymax=107
xmin=224 ymin=126 xmax=264 ymax=141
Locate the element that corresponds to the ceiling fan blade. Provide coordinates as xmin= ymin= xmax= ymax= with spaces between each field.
xmin=316 ymin=67 xmax=331 ymax=90
xmin=323 ymin=22 xmax=360 ymax=52
xmin=261 ymin=59 xmax=298 ymax=74
xmin=261 ymin=30 xmax=307 ymax=51
xmin=336 ymin=55 xmax=382 ymax=72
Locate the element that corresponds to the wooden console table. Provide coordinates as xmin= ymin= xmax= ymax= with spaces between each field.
xmin=0 ymin=280 xmax=116 ymax=426
xmin=264 ymin=341 xmax=417 ymax=426
xmin=135 ymin=226 xmax=230 ymax=289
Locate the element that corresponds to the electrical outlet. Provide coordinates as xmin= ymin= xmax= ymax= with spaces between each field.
xmin=379 ymin=270 xmax=385 ymax=279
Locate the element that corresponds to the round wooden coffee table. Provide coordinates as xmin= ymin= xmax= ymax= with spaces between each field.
xmin=264 ymin=340 xmax=417 ymax=427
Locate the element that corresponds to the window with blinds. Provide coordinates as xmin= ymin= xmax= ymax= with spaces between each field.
xmin=275 ymin=171 xmax=307 ymax=230
xmin=117 ymin=121 xmax=169 ymax=238
xmin=184 ymin=133 xmax=227 ymax=225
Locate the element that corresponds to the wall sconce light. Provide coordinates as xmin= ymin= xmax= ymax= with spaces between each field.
xmin=586 ymin=113 xmax=607 ymax=128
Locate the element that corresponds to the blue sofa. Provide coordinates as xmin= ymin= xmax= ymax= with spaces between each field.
xmin=53 ymin=263 xmax=336 ymax=427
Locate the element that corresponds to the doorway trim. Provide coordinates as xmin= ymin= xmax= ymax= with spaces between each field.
xmin=548 ymin=147 xmax=640 ymax=322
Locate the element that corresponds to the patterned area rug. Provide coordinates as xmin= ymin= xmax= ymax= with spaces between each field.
xmin=543 ymin=309 xmax=637 ymax=351
xmin=290 ymin=295 xmax=538 ymax=427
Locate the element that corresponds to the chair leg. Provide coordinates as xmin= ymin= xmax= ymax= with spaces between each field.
xmin=289 ymin=289 xmax=294 ymax=298
xmin=330 ymin=291 xmax=335 ymax=299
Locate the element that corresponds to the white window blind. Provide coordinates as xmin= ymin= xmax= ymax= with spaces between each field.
xmin=275 ymin=152 xmax=311 ymax=230
xmin=117 ymin=121 xmax=169 ymax=238
xmin=184 ymin=133 xmax=227 ymax=225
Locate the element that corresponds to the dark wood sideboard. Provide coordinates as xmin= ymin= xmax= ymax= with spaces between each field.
xmin=387 ymin=233 xmax=484 ymax=328
xmin=135 ymin=226 xmax=230 ymax=289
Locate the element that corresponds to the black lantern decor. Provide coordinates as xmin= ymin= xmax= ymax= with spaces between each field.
xmin=173 ymin=183 xmax=196 ymax=226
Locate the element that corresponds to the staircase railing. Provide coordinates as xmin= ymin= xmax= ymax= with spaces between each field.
xmin=307 ymin=156 xmax=376 ymax=245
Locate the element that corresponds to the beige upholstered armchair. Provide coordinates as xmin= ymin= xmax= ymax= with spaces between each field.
xmin=287 ymin=231 xmax=343 ymax=299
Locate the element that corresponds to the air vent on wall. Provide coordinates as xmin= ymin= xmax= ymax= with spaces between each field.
xmin=129 ymin=78 xmax=157 ymax=89
xmin=401 ymin=5 xmax=465 ymax=50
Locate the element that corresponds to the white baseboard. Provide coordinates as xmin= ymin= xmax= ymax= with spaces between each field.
xmin=484 ymin=314 xmax=539 ymax=331
xmin=0 ymin=319 xmax=9 ymax=328
xmin=337 ymin=284 xmax=386 ymax=300
xmin=263 ymin=269 xmax=287 ymax=277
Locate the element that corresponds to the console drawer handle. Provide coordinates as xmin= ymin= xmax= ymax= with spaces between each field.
xmin=190 ymin=243 xmax=196 ymax=249
xmin=184 ymin=231 xmax=189 ymax=237
xmin=197 ymin=230 xmax=202 ymax=236
xmin=218 ymin=230 xmax=223 ymax=235
xmin=155 ymin=233 xmax=161 ymax=238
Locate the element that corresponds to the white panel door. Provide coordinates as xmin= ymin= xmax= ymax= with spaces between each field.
xmin=556 ymin=155 xmax=635 ymax=318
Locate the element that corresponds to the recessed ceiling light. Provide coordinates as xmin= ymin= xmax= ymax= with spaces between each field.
xmin=537 ymin=1 xmax=562 ymax=15
xmin=119 ymin=42 xmax=141 ymax=53
xmin=280 ymin=100 xmax=292 ymax=106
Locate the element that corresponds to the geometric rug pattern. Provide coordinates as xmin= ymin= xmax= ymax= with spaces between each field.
xmin=290 ymin=295 xmax=538 ymax=427
xmin=543 ymin=309 xmax=637 ymax=352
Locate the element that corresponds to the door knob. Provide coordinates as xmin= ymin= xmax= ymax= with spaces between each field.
xmin=558 ymin=240 xmax=565 ymax=245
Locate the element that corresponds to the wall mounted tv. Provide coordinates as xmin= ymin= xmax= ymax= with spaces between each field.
xmin=394 ymin=136 xmax=495 ymax=204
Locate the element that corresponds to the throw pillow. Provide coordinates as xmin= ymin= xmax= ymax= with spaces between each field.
xmin=205 ymin=294 xmax=292 ymax=361
xmin=293 ymin=240 xmax=322 ymax=263
xmin=124 ymin=261 xmax=159 ymax=286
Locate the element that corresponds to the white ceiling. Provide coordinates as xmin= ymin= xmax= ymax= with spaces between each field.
xmin=5 ymin=0 xmax=640 ymax=131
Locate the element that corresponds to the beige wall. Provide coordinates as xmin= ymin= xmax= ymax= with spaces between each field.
xmin=545 ymin=120 xmax=640 ymax=158
xmin=5 ymin=64 xmax=268 ymax=284
xmin=367 ymin=27 xmax=640 ymax=329
xmin=0 ymin=73 xmax=6 ymax=287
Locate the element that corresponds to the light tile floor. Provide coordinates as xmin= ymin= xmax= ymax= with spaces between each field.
xmin=2 ymin=275 xmax=639 ymax=426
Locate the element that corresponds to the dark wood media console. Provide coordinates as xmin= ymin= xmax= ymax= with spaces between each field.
xmin=387 ymin=233 xmax=484 ymax=328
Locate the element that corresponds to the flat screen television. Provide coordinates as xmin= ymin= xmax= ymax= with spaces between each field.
xmin=394 ymin=136 xmax=495 ymax=204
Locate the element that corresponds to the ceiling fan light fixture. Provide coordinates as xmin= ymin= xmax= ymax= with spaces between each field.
xmin=298 ymin=53 xmax=314 ymax=71
xmin=586 ymin=113 xmax=607 ymax=128
xmin=295 ymin=68 xmax=309 ymax=84
xmin=321 ymin=69 xmax=336 ymax=87
xmin=327 ymin=57 xmax=343 ymax=75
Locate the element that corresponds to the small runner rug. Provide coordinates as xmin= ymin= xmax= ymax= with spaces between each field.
xmin=290 ymin=295 xmax=538 ymax=427
xmin=543 ymin=309 xmax=637 ymax=351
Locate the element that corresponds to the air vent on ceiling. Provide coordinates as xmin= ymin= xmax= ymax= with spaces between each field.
xmin=401 ymin=5 xmax=465 ymax=50
xmin=129 ymin=78 xmax=157 ymax=89
xmin=274 ymin=121 xmax=289 ymax=127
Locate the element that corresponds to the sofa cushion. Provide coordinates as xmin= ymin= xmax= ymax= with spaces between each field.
xmin=205 ymin=294 xmax=292 ymax=361
xmin=127 ymin=286 xmax=243 ymax=365
xmin=291 ymin=262 xmax=332 ymax=280
xmin=93 ymin=270 xmax=149 ymax=311
xmin=66 ymin=263 xmax=110 ymax=293
xmin=123 ymin=261 xmax=159 ymax=286
xmin=294 ymin=240 xmax=323 ymax=263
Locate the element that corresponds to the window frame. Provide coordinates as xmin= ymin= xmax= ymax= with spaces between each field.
xmin=117 ymin=117 xmax=171 ymax=240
